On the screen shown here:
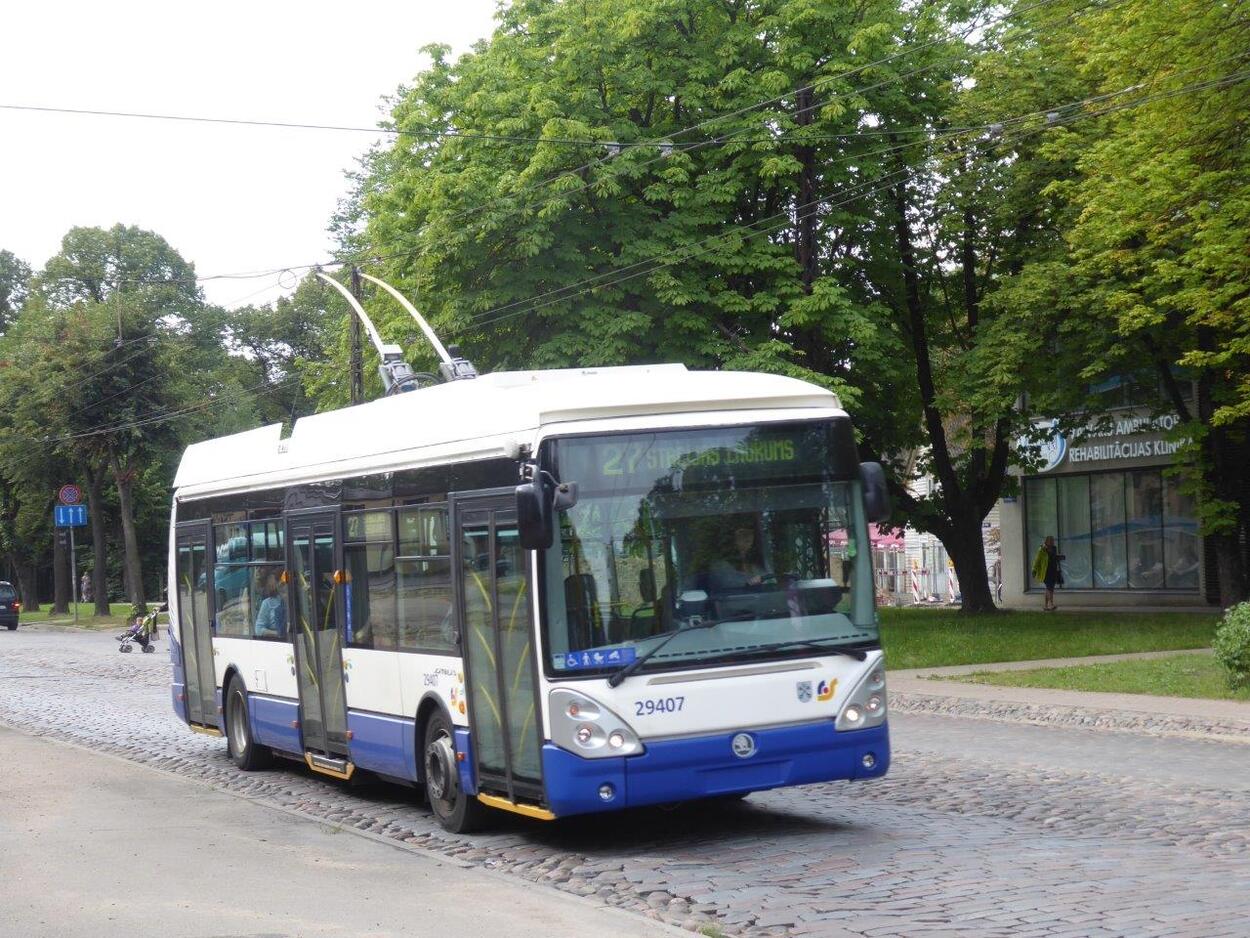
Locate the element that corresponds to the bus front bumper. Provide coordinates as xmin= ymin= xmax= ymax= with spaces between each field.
xmin=540 ymin=719 xmax=889 ymax=817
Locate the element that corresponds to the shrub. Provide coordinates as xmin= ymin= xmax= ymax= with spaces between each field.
xmin=1212 ymin=602 xmax=1250 ymax=690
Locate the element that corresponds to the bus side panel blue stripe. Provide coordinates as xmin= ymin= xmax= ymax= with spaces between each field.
xmin=250 ymin=695 xmax=301 ymax=754
xmin=453 ymin=728 xmax=477 ymax=795
xmin=348 ymin=711 xmax=417 ymax=781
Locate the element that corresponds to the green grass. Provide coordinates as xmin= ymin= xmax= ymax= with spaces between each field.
xmin=878 ymin=607 xmax=1218 ymax=669
xmin=17 ymin=602 xmax=133 ymax=629
xmin=950 ymin=653 xmax=1250 ymax=702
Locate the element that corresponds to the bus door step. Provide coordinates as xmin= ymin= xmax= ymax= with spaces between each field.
xmin=305 ymin=752 xmax=356 ymax=780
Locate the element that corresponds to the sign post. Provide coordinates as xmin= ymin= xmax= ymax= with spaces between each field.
xmin=54 ymin=496 xmax=86 ymax=626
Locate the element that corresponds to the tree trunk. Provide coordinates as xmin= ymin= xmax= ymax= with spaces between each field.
xmin=1196 ymin=375 xmax=1250 ymax=606
xmin=19 ymin=561 xmax=40 ymax=611
xmin=794 ymin=86 xmax=818 ymax=294
xmin=1205 ymin=432 xmax=1250 ymax=606
xmin=110 ymin=450 xmax=146 ymax=611
xmin=1209 ymin=531 xmax=1248 ymax=607
xmin=86 ymin=465 xmax=111 ymax=616
xmin=52 ymin=523 xmax=70 ymax=615
xmin=943 ymin=509 xmax=999 ymax=613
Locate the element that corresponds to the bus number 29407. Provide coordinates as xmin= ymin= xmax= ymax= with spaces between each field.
xmin=635 ymin=696 xmax=685 ymax=716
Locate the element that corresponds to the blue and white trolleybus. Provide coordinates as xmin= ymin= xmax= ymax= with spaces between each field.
xmin=169 ymin=358 xmax=892 ymax=832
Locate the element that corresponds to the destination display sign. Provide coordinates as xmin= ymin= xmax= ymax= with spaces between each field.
xmin=553 ymin=423 xmax=830 ymax=492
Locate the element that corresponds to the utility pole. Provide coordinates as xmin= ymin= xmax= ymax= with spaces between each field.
xmin=348 ymin=267 xmax=365 ymax=405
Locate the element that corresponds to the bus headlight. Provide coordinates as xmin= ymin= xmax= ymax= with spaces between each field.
xmin=550 ymin=689 xmax=643 ymax=759
xmin=836 ymin=657 xmax=888 ymax=731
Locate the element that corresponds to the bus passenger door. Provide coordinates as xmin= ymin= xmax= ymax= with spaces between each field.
xmin=175 ymin=523 xmax=217 ymax=731
xmin=285 ymin=511 xmax=352 ymax=774
xmin=453 ymin=493 xmax=544 ymax=807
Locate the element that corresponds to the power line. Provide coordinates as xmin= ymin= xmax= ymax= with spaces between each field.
xmin=0 ymin=99 xmax=1002 ymax=147
xmin=29 ymin=0 xmax=1082 ymax=293
xmin=452 ymin=65 xmax=1250 ymax=337
xmin=40 ymin=373 xmax=302 ymax=444
xmin=449 ymin=64 xmax=1214 ymax=332
xmin=358 ymin=0 xmax=1084 ymax=268
xmin=31 ymin=62 xmax=1247 ymax=446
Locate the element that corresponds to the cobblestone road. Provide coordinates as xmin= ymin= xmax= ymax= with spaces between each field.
xmin=3 ymin=629 xmax=1249 ymax=937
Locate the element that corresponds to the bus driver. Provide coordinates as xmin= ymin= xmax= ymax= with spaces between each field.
xmin=708 ymin=522 xmax=771 ymax=591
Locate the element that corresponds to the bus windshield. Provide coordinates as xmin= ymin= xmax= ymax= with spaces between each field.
xmin=541 ymin=421 xmax=877 ymax=678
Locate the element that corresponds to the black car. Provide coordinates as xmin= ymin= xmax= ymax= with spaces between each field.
xmin=0 ymin=581 xmax=20 ymax=630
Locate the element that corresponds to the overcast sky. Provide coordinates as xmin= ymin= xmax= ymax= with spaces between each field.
xmin=0 ymin=0 xmax=498 ymax=309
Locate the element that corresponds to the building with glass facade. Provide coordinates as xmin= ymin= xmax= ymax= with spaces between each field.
xmin=998 ymin=408 xmax=1213 ymax=609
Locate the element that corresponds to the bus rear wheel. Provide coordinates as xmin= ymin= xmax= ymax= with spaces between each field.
xmin=226 ymin=678 xmax=272 ymax=771
xmin=423 ymin=710 xmax=486 ymax=834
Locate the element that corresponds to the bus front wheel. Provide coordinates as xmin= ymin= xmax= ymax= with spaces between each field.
xmin=226 ymin=678 xmax=272 ymax=771
xmin=423 ymin=710 xmax=486 ymax=834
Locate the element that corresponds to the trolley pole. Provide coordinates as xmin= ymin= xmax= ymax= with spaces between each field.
xmin=349 ymin=267 xmax=365 ymax=406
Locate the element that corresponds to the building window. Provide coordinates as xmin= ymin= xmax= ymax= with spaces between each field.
xmin=1025 ymin=470 xmax=1198 ymax=591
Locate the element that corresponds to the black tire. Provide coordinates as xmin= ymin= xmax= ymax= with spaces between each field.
xmin=226 ymin=678 xmax=273 ymax=771
xmin=5 ymin=623 xmax=15 ymax=631
xmin=423 ymin=709 xmax=488 ymax=834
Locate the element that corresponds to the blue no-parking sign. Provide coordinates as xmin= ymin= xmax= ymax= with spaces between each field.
xmin=54 ymin=504 xmax=87 ymax=527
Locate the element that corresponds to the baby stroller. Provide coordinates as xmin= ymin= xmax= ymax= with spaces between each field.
xmin=117 ymin=605 xmax=163 ymax=654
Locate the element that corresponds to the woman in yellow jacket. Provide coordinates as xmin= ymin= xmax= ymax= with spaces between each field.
xmin=1032 ymin=536 xmax=1064 ymax=611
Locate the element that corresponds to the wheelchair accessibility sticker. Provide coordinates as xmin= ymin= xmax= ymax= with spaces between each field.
xmin=556 ymin=646 xmax=637 ymax=671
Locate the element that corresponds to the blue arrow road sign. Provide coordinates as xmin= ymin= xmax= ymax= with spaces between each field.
xmin=54 ymin=505 xmax=87 ymax=527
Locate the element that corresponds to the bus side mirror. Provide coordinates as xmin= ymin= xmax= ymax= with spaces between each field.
xmin=516 ymin=477 xmax=554 ymax=550
xmin=859 ymin=461 xmax=891 ymax=523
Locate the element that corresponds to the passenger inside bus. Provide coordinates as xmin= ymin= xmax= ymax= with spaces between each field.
xmin=253 ymin=569 xmax=287 ymax=638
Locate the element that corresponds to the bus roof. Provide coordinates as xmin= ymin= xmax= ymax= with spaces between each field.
xmin=172 ymin=364 xmax=843 ymax=499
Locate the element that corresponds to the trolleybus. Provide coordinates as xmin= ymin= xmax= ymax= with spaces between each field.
xmin=169 ymin=362 xmax=891 ymax=831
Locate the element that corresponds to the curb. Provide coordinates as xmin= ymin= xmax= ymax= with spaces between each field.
xmin=891 ymin=690 xmax=1250 ymax=744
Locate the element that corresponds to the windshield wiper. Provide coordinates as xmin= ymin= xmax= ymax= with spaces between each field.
xmin=607 ymin=612 xmax=753 ymax=687
xmin=737 ymin=637 xmax=868 ymax=660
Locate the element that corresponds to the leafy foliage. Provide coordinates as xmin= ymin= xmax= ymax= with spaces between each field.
xmin=1213 ymin=602 xmax=1250 ymax=690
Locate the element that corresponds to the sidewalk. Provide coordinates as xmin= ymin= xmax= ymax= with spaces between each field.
xmin=0 ymin=725 xmax=678 ymax=938
xmin=889 ymin=649 xmax=1250 ymax=743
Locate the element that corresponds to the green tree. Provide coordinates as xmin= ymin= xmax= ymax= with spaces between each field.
xmin=343 ymin=0 xmax=1086 ymax=612
xmin=990 ymin=0 xmax=1250 ymax=604
xmin=11 ymin=224 xmax=205 ymax=611
xmin=0 ymin=249 xmax=31 ymax=336
xmin=225 ymin=274 xmax=337 ymax=422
